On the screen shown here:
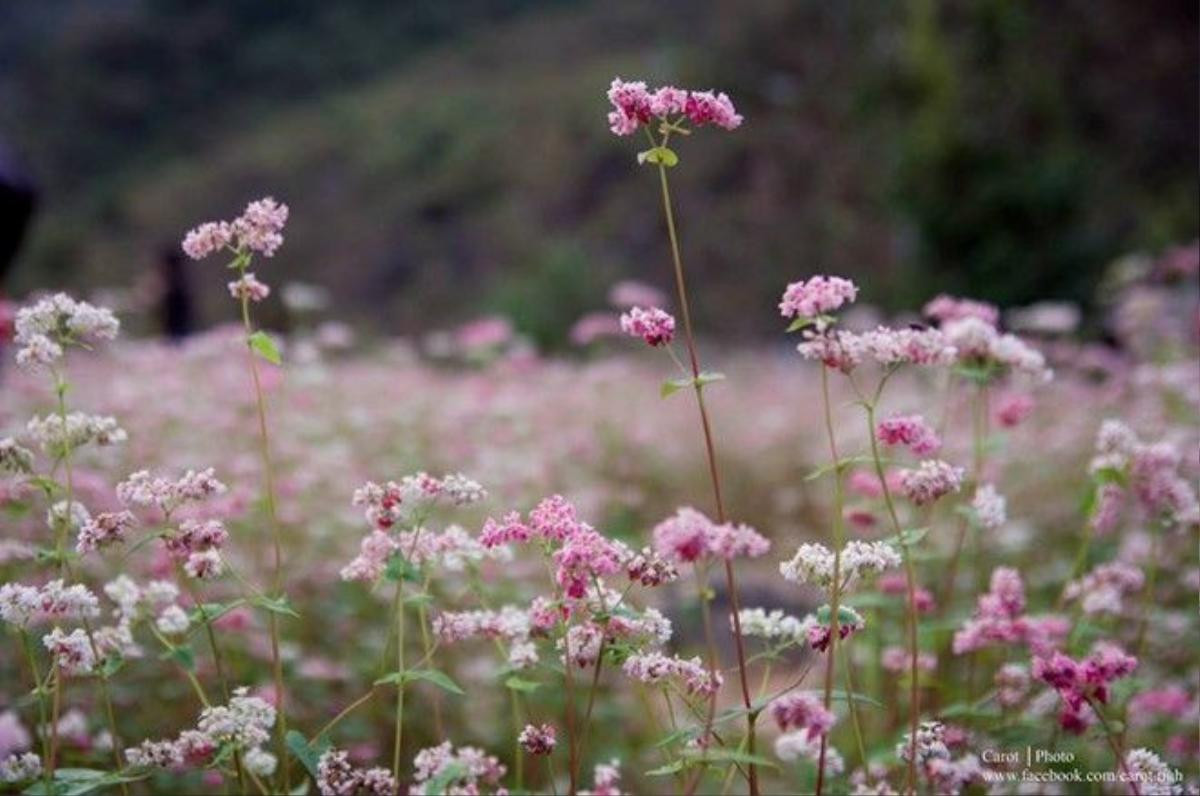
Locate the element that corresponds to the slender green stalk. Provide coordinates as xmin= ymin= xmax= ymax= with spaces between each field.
xmin=391 ymin=580 xmax=407 ymax=783
xmin=652 ymin=142 xmax=757 ymax=796
xmin=237 ymin=276 xmax=289 ymax=792
xmin=19 ymin=630 xmax=53 ymax=792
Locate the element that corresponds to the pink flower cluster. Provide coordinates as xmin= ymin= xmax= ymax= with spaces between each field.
xmin=352 ymin=472 xmax=486 ymax=531
xmin=228 ymin=273 xmax=271 ymax=303
xmin=876 ymin=414 xmax=942 ymax=455
xmin=1063 ymin=561 xmax=1144 ymax=616
xmin=76 ymin=510 xmax=137 ymax=554
xmin=606 ymin=78 xmax=742 ymax=136
xmin=316 ymin=748 xmax=397 ymax=796
xmin=182 ymin=197 xmax=289 ymax=259
xmin=651 ymin=507 xmax=769 ymax=564
xmin=518 ymin=723 xmax=557 ymax=756
xmin=1033 ymin=642 xmax=1138 ymax=734
xmin=796 ymin=326 xmax=957 ymax=373
xmin=619 ymin=306 xmax=675 ymax=347
xmin=622 ymin=651 xmax=723 ymax=696
xmin=922 ymin=294 xmax=1000 ymax=326
xmin=164 ymin=519 xmax=229 ymax=579
xmin=778 ymin=276 xmax=859 ymax=320
xmin=117 ymin=468 xmax=227 ymax=517
xmin=0 ymin=580 xmax=99 ymax=627
xmin=952 ymin=568 xmax=1068 ymax=655
xmin=410 ymin=741 xmax=506 ymax=796
xmin=898 ymin=459 xmax=964 ymax=505
xmin=769 ymin=692 xmax=835 ymax=740
xmin=1088 ymin=420 xmax=1200 ymax=531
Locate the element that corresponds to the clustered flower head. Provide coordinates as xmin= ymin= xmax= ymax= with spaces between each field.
xmin=0 ymin=752 xmax=41 ymax=784
xmin=807 ymin=605 xmax=866 ymax=652
xmin=779 ymin=540 xmax=901 ymax=590
xmin=228 ymin=273 xmax=271 ymax=303
xmin=27 ymin=413 xmax=126 ymax=457
xmin=875 ymin=414 xmax=942 ymax=456
xmin=182 ymin=197 xmax=289 ymax=259
xmin=76 ymin=510 xmax=137 ymax=554
xmin=769 ymin=692 xmax=835 ymax=739
xmin=939 ymin=315 xmax=1053 ymax=381
xmin=735 ymin=607 xmax=814 ymax=647
xmin=518 ymin=723 xmax=557 ymax=756
xmin=315 ymin=748 xmax=397 ymax=796
xmin=0 ymin=580 xmax=99 ymax=627
xmin=606 ymin=78 xmax=742 ymax=136
xmin=796 ymin=326 xmax=957 ymax=373
xmin=774 ymin=731 xmax=843 ymax=774
xmin=1087 ymin=419 xmax=1199 ymax=531
xmin=622 ymin=651 xmax=722 ymax=696
xmin=952 ymin=567 xmax=1068 ymax=655
xmin=125 ymin=687 xmax=276 ymax=770
xmin=165 ymin=519 xmax=229 ymax=579
xmin=779 ymin=276 xmax=859 ymax=325
xmin=881 ymin=646 xmax=937 ymax=674
xmin=580 ymin=759 xmax=623 ymax=796
xmin=923 ymin=294 xmax=1000 ymax=326
xmin=353 ymin=472 xmax=485 ymax=531
xmin=898 ymin=459 xmax=965 ymax=505
xmin=1122 ymin=748 xmax=1177 ymax=795
xmin=0 ymin=438 xmax=34 ymax=474
xmin=619 ymin=306 xmax=675 ymax=346
xmin=1033 ymin=642 xmax=1138 ymax=734
xmin=651 ymin=507 xmax=769 ymax=565
xmin=410 ymin=741 xmax=506 ymax=796
xmin=1063 ymin=560 xmax=1145 ymax=616
xmin=117 ymin=468 xmax=227 ymax=516
xmin=970 ymin=484 xmax=1007 ymax=530
xmin=12 ymin=293 xmax=119 ymax=371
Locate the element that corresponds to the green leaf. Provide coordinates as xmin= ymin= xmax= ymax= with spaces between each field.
xmin=189 ymin=599 xmax=246 ymax=626
xmin=682 ymin=748 xmax=779 ymax=770
xmin=504 ymin=676 xmax=541 ymax=693
xmin=160 ymin=644 xmax=195 ymax=671
xmin=384 ymin=554 xmax=422 ymax=583
xmin=424 ymin=761 xmax=469 ymax=795
xmin=884 ymin=527 xmax=929 ymax=547
xmin=637 ymin=146 xmax=679 ymax=167
xmin=695 ymin=371 xmax=725 ymax=388
xmin=804 ymin=455 xmax=880 ymax=481
xmin=645 ymin=760 xmax=686 ymax=777
xmin=661 ymin=377 xmax=692 ymax=398
xmin=100 ymin=653 xmax=124 ymax=678
xmin=816 ymin=605 xmax=862 ymax=627
xmin=403 ymin=593 xmax=433 ymax=607
xmin=286 ymin=730 xmax=330 ymax=780
xmin=828 ymin=689 xmax=884 ymax=709
xmin=375 ymin=668 xmax=465 ymax=695
xmin=250 ymin=594 xmax=300 ymax=618
xmin=248 ymin=330 xmax=282 ymax=365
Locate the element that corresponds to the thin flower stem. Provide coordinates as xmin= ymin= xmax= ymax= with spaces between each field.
xmin=391 ymin=580 xmax=407 ymax=784
xmin=839 ymin=641 xmax=869 ymax=771
xmin=238 ymin=279 xmax=289 ymax=792
xmin=18 ymin=630 xmax=53 ymax=792
xmin=1087 ymin=696 xmax=1140 ymax=796
xmin=815 ymin=366 xmax=847 ymax=796
xmin=865 ymin=399 xmax=919 ymax=795
xmin=654 ymin=153 xmax=757 ymax=796
xmin=313 ymin=688 xmax=378 ymax=742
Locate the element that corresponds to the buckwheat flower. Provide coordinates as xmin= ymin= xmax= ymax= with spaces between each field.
xmin=13 ymin=294 xmax=119 ymax=369
xmin=896 ymin=721 xmax=949 ymax=767
xmin=165 ymin=518 xmax=228 ymax=564
xmin=994 ymin=663 xmax=1030 ymax=707
xmin=316 ymin=749 xmax=358 ymax=795
xmin=518 ymin=723 xmax=557 ymax=756
xmin=479 ymin=510 xmax=531 ymax=549
xmin=876 ymin=414 xmax=942 ymax=455
xmin=182 ymin=221 xmax=234 ymax=260
xmin=28 ymin=413 xmax=126 ymax=455
xmin=1090 ymin=483 xmax=1125 ymax=535
xmin=796 ymin=331 xmax=866 ymax=372
xmin=990 ymin=333 xmax=1052 ymax=381
xmin=352 ymin=480 xmax=406 ymax=530
xmin=927 ymin=754 xmax=983 ymax=794
xmin=411 ymin=742 xmax=506 ymax=795
xmin=243 ymin=747 xmax=278 ymax=777
xmin=125 ymin=739 xmax=185 ymax=769
xmin=14 ymin=333 xmax=61 ymax=370
xmin=554 ymin=525 xmax=624 ymax=599
xmin=198 ymin=687 xmax=276 ymax=749
xmin=1123 ymin=749 xmax=1175 ymax=795
xmin=156 ymin=605 xmax=190 ymax=636
xmin=47 ymin=500 xmax=90 ymax=533
xmin=231 ymin=197 xmax=289 ymax=257
xmin=622 ymin=652 xmax=722 ymax=696
xmin=0 ymin=585 xmax=41 ymax=627
xmin=0 ymin=752 xmax=41 ymax=783
xmin=94 ymin=620 xmax=141 ymax=660
xmin=43 ymin=628 xmax=95 ymax=675
xmin=340 ymin=530 xmax=399 ymax=582
xmin=684 ymin=89 xmax=743 ymax=129
xmin=619 ymin=306 xmax=675 ymax=347
xmin=0 ymin=712 xmax=29 ymax=760
xmin=775 ymin=732 xmax=843 ymax=773
xmin=228 ymin=273 xmax=271 ymax=303
xmin=923 ymin=295 xmax=999 ymax=326
xmin=1064 ymin=561 xmax=1144 ymax=616
xmin=735 ymin=608 xmax=813 ymax=646
xmin=995 ymin=392 xmax=1035 ymax=427
xmin=103 ymin=576 xmax=142 ymax=619
xmin=941 ymin=316 xmax=998 ymax=358
xmin=76 ymin=510 xmax=137 ymax=554
xmin=882 ymin=646 xmax=937 ymax=673
xmin=779 ymin=542 xmax=835 ymax=586
xmin=441 ymin=473 xmax=487 ymax=505
xmin=184 ymin=549 xmax=224 ymax=579
xmin=970 ymin=484 xmax=1006 ymax=530
xmin=1127 ymin=687 xmax=1197 ymax=726
xmin=708 ymin=521 xmax=770 ymax=560
xmin=863 ymin=326 xmax=958 ymax=367
xmin=779 ymin=276 xmax=859 ymax=322
xmin=807 ymin=605 xmax=865 ymax=652
xmin=770 ymin=692 xmax=835 ymax=739
xmin=652 ymin=507 xmax=712 ymax=563
xmin=581 ymin=759 xmax=623 ymax=796
xmin=143 ymin=580 xmax=180 ymax=609
xmin=606 ymin=78 xmax=653 ymax=135
xmin=117 ymin=468 xmax=226 ymax=515
xmin=626 ymin=547 xmax=679 ymax=587
xmin=899 ymin=460 xmax=964 ymax=505
xmin=0 ymin=438 xmax=33 ymax=474
xmin=649 ymin=85 xmax=688 ymax=117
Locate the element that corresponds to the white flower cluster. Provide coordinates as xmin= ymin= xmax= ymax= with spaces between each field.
xmin=971 ymin=484 xmax=1007 ymax=530
xmin=26 ymin=413 xmax=126 ymax=456
xmin=942 ymin=316 xmax=1052 ymax=381
xmin=125 ymin=687 xmax=276 ymax=772
xmin=116 ymin=468 xmax=227 ymax=515
xmin=0 ymin=438 xmax=34 ymax=473
xmin=0 ymin=580 xmax=99 ymax=627
xmin=774 ymin=731 xmax=844 ymax=774
xmin=779 ymin=540 xmax=901 ymax=589
xmin=0 ymin=752 xmax=41 ymax=784
xmin=735 ymin=607 xmax=815 ymax=646
xmin=13 ymin=293 xmax=119 ymax=370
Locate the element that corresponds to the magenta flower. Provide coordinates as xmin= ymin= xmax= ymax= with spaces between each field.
xmin=606 ymin=78 xmax=742 ymax=136
xmin=619 ymin=306 xmax=676 ymax=347
xmin=769 ymin=693 xmax=836 ymax=739
xmin=779 ymin=276 xmax=859 ymax=320
xmin=876 ymin=414 xmax=942 ymax=456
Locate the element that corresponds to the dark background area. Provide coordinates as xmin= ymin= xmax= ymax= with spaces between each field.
xmin=1 ymin=0 xmax=1196 ymax=345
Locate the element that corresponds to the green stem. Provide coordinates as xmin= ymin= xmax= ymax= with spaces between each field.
xmin=19 ymin=630 xmax=53 ymax=792
xmin=391 ymin=581 xmax=407 ymax=783
xmin=816 ymin=366 xmax=846 ymax=796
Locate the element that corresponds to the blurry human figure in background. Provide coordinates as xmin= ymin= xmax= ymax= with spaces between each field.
xmin=0 ymin=141 xmax=39 ymax=358
xmin=157 ymin=245 xmax=195 ymax=341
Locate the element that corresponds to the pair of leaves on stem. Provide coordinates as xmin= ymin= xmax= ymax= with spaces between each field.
xmin=661 ymin=371 xmax=725 ymax=398
xmin=636 ymin=146 xmax=679 ymax=167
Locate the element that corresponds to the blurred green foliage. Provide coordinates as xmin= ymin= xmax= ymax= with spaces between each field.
xmin=1 ymin=0 xmax=1195 ymax=342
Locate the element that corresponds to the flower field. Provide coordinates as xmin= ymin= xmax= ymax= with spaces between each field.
xmin=0 ymin=80 xmax=1197 ymax=796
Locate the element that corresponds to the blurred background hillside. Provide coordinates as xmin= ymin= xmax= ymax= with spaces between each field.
xmin=1 ymin=0 xmax=1196 ymax=345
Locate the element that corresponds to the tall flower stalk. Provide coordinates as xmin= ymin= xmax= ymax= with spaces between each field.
xmin=607 ymin=77 xmax=760 ymax=795
xmin=182 ymin=196 xmax=292 ymax=790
